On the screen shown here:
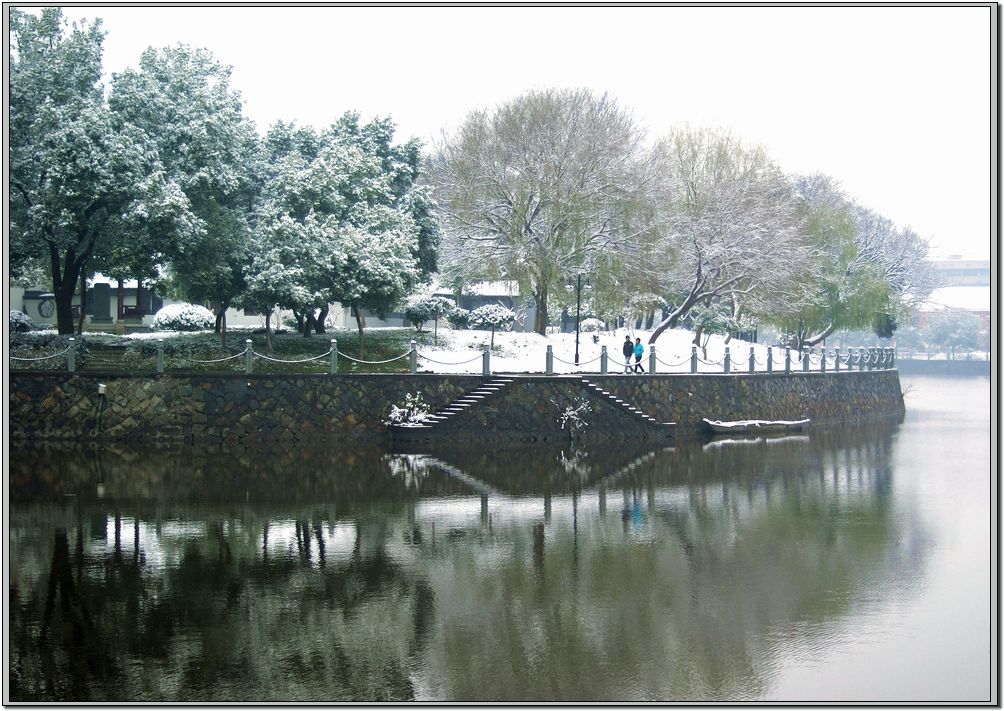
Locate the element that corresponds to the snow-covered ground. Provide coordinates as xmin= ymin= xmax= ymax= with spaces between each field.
xmin=413 ymin=327 xmax=797 ymax=375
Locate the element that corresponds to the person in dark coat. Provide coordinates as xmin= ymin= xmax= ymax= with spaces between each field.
xmin=622 ymin=335 xmax=634 ymax=373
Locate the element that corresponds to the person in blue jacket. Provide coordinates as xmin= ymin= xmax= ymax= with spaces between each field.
xmin=633 ymin=338 xmax=645 ymax=373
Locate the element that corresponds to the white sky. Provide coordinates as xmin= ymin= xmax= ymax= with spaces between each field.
xmin=56 ymin=4 xmax=993 ymax=260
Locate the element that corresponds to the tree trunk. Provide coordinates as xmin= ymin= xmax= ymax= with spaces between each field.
xmin=55 ymin=269 xmax=80 ymax=335
xmin=315 ymin=305 xmax=328 ymax=334
xmin=648 ymin=281 xmax=707 ymax=346
xmin=803 ymin=322 xmax=837 ymax=348
xmin=353 ymin=305 xmax=367 ymax=359
xmin=213 ymin=302 xmax=224 ymax=334
xmin=77 ymin=267 xmax=88 ymax=335
xmin=219 ymin=303 xmax=229 ymax=348
xmin=264 ymin=309 xmax=274 ymax=354
xmin=533 ymin=286 xmax=548 ymax=336
xmin=291 ymin=308 xmax=304 ymax=334
xmin=302 ymin=312 xmax=313 ymax=337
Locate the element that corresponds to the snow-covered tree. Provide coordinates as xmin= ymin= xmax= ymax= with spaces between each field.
xmin=430 ymin=88 xmax=658 ymax=335
xmin=242 ymin=248 xmax=309 ymax=353
xmin=468 ymin=304 xmax=516 ymax=348
xmin=777 ymin=175 xmax=935 ymax=348
xmin=254 ymin=116 xmax=423 ymax=354
xmin=404 ymin=295 xmax=454 ymax=332
xmin=645 ymin=127 xmax=806 ymax=346
xmin=109 ymin=45 xmax=262 ymax=343
xmin=923 ymin=310 xmax=980 ymax=351
xmin=9 ymin=8 xmax=202 ymax=334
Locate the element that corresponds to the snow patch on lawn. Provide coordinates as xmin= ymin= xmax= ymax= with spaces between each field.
xmin=414 ymin=327 xmax=791 ymax=374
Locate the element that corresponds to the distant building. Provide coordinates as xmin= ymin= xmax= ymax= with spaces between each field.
xmin=927 ymin=256 xmax=990 ymax=286
xmin=10 ymin=276 xmax=284 ymax=332
xmin=915 ymin=255 xmax=991 ymax=350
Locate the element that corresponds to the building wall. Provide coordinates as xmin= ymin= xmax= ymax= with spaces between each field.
xmin=9 ymin=370 xmax=905 ymax=445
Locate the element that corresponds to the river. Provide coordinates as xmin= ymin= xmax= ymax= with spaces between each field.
xmin=7 ymin=375 xmax=992 ymax=702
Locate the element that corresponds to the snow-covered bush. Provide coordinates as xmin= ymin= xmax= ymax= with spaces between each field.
xmin=580 ymin=317 xmax=604 ymax=332
xmin=554 ymin=397 xmax=592 ymax=437
xmin=152 ymin=303 xmax=215 ymax=332
xmin=469 ymin=304 xmax=516 ymax=348
xmin=10 ymin=310 xmax=33 ymax=332
xmin=446 ymin=307 xmax=470 ymax=330
xmin=404 ymin=296 xmax=454 ymax=332
xmin=469 ymin=304 xmax=516 ymax=331
xmin=384 ymin=392 xmax=433 ymax=426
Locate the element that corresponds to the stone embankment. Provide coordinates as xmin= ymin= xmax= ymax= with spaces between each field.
xmin=9 ymin=369 xmax=905 ymax=445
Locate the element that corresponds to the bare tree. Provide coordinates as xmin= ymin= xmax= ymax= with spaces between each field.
xmin=645 ymin=128 xmax=806 ymax=345
xmin=430 ymin=88 xmax=657 ymax=334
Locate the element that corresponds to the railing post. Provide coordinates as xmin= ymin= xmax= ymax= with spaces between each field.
xmin=245 ymin=339 xmax=253 ymax=375
xmin=723 ymin=347 xmax=730 ymax=373
xmin=330 ymin=339 xmax=338 ymax=374
xmin=802 ymin=348 xmax=810 ymax=372
xmin=889 ymin=347 xmax=896 ymax=369
xmin=600 ymin=345 xmax=608 ymax=374
xmin=482 ymin=345 xmax=490 ymax=376
xmin=546 ymin=345 xmax=554 ymax=375
xmin=834 ymin=347 xmax=841 ymax=372
xmin=157 ymin=339 xmax=165 ymax=374
xmin=749 ymin=347 xmax=755 ymax=374
xmin=67 ymin=337 xmax=76 ymax=372
xmin=784 ymin=348 xmax=791 ymax=374
xmin=691 ymin=346 xmax=698 ymax=374
xmin=410 ymin=340 xmax=418 ymax=374
xmin=868 ymin=347 xmax=876 ymax=371
xmin=858 ymin=348 xmax=865 ymax=372
xmin=649 ymin=346 xmax=656 ymax=374
xmin=767 ymin=348 xmax=773 ymax=374
xmin=820 ymin=347 xmax=827 ymax=373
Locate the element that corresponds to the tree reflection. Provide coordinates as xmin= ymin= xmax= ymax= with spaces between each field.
xmin=9 ymin=422 xmax=926 ymax=702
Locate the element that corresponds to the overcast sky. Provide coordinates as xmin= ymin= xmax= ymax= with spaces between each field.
xmin=57 ymin=4 xmax=993 ymax=260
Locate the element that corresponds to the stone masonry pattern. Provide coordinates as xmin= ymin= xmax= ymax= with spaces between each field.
xmin=9 ymin=370 xmax=904 ymax=445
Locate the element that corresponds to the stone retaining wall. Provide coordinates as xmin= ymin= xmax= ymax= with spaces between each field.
xmin=9 ymin=370 xmax=904 ymax=444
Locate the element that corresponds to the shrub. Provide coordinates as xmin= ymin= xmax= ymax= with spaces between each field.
xmin=468 ymin=304 xmax=516 ymax=332
xmin=152 ymin=303 xmax=215 ymax=332
xmin=404 ymin=296 xmax=454 ymax=332
xmin=384 ymin=392 xmax=433 ymax=426
xmin=9 ymin=332 xmax=89 ymax=369
xmin=446 ymin=307 xmax=470 ymax=330
xmin=469 ymin=304 xmax=516 ymax=348
xmin=580 ymin=317 xmax=604 ymax=332
xmin=9 ymin=310 xmax=33 ymax=332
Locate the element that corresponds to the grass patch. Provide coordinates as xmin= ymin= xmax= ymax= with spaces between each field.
xmin=11 ymin=327 xmax=447 ymax=375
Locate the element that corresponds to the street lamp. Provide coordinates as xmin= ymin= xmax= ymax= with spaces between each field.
xmin=574 ymin=269 xmax=586 ymax=363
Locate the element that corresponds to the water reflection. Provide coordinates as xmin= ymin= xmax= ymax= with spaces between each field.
xmin=9 ymin=422 xmax=927 ymax=702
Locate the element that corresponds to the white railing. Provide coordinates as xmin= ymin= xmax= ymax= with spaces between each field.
xmin=10 ymin=337 xmax=898 ymax=377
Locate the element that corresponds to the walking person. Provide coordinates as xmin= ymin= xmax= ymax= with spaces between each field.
xmin=622 ymin=335 xmax=634 ymax=373
xmin=633 ymin=338 xmax=645 ymax=373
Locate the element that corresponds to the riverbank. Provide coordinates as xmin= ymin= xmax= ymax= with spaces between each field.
xmin=9 ymin=369 xmax=905 ymax=445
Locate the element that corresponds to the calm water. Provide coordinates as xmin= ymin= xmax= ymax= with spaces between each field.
xmin=7 ymin=376 xmax=992 ymax=702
